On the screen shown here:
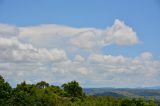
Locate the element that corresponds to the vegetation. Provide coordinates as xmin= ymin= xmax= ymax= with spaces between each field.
xmin=85 ymin=88 xmax=160 ymax=99
xmin=0 ymin=75 xmax=158 ymax=106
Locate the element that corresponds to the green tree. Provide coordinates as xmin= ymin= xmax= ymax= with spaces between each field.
xmin=0 ymin=75 xmax=158 ymax=106
xmin=0 ymin=75 xmax=12 ymax=105
xmin=120 ymin=98 xmax=157 ymax=106
xmin=36 ymin=81 xmax=49 ymax=89
xmin=62 ymin=80 xmax=84 ymax=98
xmin=0 ymin=74 xmax=4 ymax=81
xmin=15 ymin=81 xmax=34 ymax=94
xmin=10 ymin=91 xmax=33 ymax=106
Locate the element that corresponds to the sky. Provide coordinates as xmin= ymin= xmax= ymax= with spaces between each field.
xmin=0 ymin=0 xmax=160 ymax=88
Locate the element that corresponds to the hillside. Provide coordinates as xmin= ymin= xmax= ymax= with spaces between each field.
xmin=84 ymin=88 xmax=160 ymax=100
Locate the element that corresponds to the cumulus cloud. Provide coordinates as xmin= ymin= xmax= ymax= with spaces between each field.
xmin=88 ymin=54 xmax=128 ymax=64
xmin=70 ymin=31 xmax=99 ymax=49
xmin=86 ymin=53 xmax=160 ymax=87
xmin=0 ymin=19 xmax=159 ymax=88
xmin=18 ymin=19 xmax=139 ymax=51
xmin=0 ymin=37 xmax=67 ymax=62
xmin=1 ymin=50 xmax=160 ymax=88
xmin=74 ymin=55 xmax=85 ymax=62
xmin=0 ymin=24 xmax=19 ymax=38
xmin=101 ymin=19 xmax=139 ymax=46
xmin=139 ymin=52 xmax=153 ymax=60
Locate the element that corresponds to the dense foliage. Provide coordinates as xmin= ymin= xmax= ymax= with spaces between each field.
xmin=0 ymin=75 xmax=158 ymax=106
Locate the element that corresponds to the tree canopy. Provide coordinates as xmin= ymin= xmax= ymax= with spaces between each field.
xmin=0 ymin=75 xmax=158 ymax=106
xmin=62 ymin=80 xmax=84 ymax=98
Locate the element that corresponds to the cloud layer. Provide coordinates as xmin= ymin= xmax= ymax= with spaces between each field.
xmin=0 ymin=19 xmax=159 ymax=88
xmin=18 ymin=19 xmax=139 ymax=50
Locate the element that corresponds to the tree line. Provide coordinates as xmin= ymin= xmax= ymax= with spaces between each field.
xmin=0 ymin=75 xmax=158 ymax=106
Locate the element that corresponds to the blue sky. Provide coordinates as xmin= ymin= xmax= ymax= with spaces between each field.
xmin=0 ymin=0 xmax=160 ymax=57
xmin=0 ymin=0 xmax=160 ymax=87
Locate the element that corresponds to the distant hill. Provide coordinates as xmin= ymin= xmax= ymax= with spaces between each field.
xmin=84 ymin=88 xmax=160 ymax=100
xmin=143 ymin=86 xmax=160 ymax=89
xmin=94 ymin=91 xmax=124 ymax=97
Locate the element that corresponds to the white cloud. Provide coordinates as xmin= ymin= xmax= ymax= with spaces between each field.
xmin=86 ymin=53 xmax=160 ymax=87
xmin=0 ymin=24 xmax=18 ymax=38
xmin=74 ymin=55 xmax=85 ymax=62
xmin=139 ymin=52 xmax=153 ymax=60
xmin=100 ymin=19 xmax=139 ymax=46
xmin=0 ymin=19 xmax=160 ymax=88
xmin=88 ymin=54 xmax=128 ymax=64
xmin=18 ymin=19 xmax=139 ymax=51
xmin=70 ymin=31 xmax=98 ymax=49
xmin=0 ymin=37 xmax=67 ymax=62
xmin=77 ymin=67 xmax=91 ymax=75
